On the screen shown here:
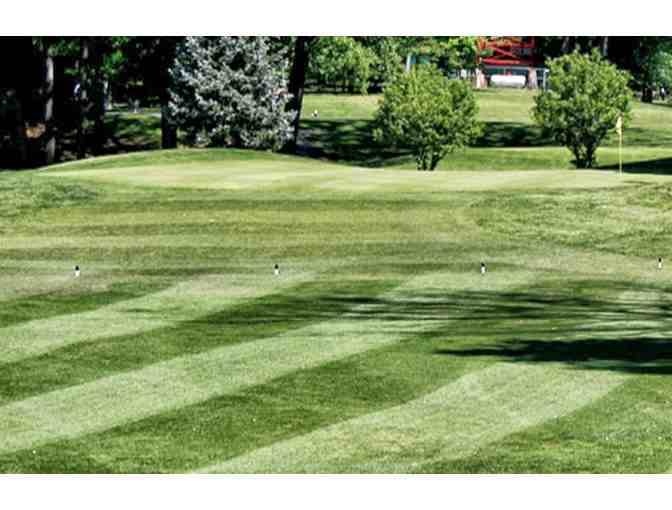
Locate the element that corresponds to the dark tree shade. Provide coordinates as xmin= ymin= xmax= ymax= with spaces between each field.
xmin=0 ymin=37 xmax=41 ymax=168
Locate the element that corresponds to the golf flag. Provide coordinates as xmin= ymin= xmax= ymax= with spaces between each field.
xmin=616 ymin=115 xmax=623 ymax=175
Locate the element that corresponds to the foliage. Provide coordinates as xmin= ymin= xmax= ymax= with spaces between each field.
xmin=649 ymin=49 xmax=672 ymax=91
xmin=169 ymin=37 xmax=295 ymax=150
xmin=544 ymin=37 xmax=672 ymax=101
xmin=533 ymin=50 xmax=632 ymax=169
xmin=401 ymin=36 xmax=481 ymax=71
xmin=357 ymin=37 xmax=404 ymax=89
xmin=373 ymin=65 xmax=481 ymax=170
xmin=113 ymin=37 xmax=183 ymax=105
xmin=612 ymin=37 xmax=672 ymax=100
xmin=309 ymin=37 xmax=376 ymax=94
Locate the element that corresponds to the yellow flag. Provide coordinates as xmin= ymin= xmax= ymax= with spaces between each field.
xmin=615 ymin=115 xmax=623 ymax=136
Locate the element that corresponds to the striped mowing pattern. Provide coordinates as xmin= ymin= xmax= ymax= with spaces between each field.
xmin=4 ymin=150 xmax=672 ymax=472
xmin=198 ymin=362 xmax=627 ymax=473
xmin=0 ymin=271 xmax=316 ymax=364
xmin=0 ymin=269 xmax=533 ymax=455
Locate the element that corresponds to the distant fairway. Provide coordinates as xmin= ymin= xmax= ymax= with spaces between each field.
xmin=2 ymin=146 xmax=672 ymax=473
xmin=301 ymin=89 xmax=672 ymax=171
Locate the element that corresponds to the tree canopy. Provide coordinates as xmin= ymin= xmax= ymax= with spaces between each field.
xmin=533 ymin=50 xmax=632 ymax=169
xmin=373 ymin=65 xmax=482 ymax=170
xmin=169 ymin=37 xmax=295 ymax=150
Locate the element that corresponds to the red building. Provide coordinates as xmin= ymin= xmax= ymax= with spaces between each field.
xmin=476 ymin=37 xmax=547 ymax=89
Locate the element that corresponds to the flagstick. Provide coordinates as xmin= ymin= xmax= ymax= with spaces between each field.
xmin=619 ymin=127 xmax=623 ymax=176
xmin=615 ymin=114 xmax=623 ymax=177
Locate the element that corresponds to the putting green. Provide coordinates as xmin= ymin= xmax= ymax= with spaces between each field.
xmin=44 ymin=162 xmax=672 ymax=191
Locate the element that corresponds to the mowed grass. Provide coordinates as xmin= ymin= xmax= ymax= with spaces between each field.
xmin=40 ymin=149 xmax=672 ymax=192
xmin=2 ymin=144 xmax=672 ymax=473
xmin=4 ymin=88 xmax=672 ymax=473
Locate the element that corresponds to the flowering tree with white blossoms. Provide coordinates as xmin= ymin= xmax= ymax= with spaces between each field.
xmin=169 ymin=37 xmax=295 ymax=150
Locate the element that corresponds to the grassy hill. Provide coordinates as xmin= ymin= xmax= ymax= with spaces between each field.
xmin=1 ymin=146 xmax=672 ymax=472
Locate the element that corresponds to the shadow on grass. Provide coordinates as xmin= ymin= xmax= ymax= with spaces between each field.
xmin=436 ymin=338 xmax=672 ymax=375
xmin=426 ymin=283 xmax=672 ymax=375
xmin=324 ymin=285 xmax=672 ymax=324
xmin=298 ymin=119 xmax=407 ymax=167
xmin=474 ymin=122 xmax=551 ymax=148
xmin=55 ymin=115 xmax=162 ymax=163
xmin=103 ymin=115 xmax=161 ymax=154
xmin=298 ymin=119 xmax=554 ymax=167
xmin=613 ymin=127 xmax=672 ymax=147
xmin=599 ymin=157 xmax=672 ymax=175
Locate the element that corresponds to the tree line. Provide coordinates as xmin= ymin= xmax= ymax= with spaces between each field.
xmin=0 ymin=36 xmax=669 ymax=169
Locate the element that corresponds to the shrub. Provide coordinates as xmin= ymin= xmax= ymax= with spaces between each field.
xmin=373 ymin=65 xmax=482 ymax=170
xmin=309 ymin=37 xmax=376 ymax=94
xmin=533 ymin=50 xmax=632 ymax=169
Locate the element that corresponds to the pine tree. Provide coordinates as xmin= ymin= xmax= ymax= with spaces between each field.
xmin=169 ymin=37 xmax=295 ymax=150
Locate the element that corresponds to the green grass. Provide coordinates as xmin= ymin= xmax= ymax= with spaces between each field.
xmin=301 ymin=88 xmax=672 ymax=171
xmin=3 ymin=88 xmax=672 ymax=473
xmin=61 ymin=88 xmax=672 ymax=172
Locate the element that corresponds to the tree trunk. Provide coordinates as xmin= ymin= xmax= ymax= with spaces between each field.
xmin=585 ymin=145 xmax=596 ymax=169
xmin=0 ymin=37 xmax=34 ymax=168
xmin=43 ymin=50 xmax=55 ymax=165
xmin=284 ymin=36 xmax=314 ymax=154
xmin=600 ymin=36 xmax=609 ymax=57
xmin=76 ymin=38 xmax=89 ymax=160
xmin=161 ymin=102 xmax=177 ymax=149
xmin=642 ymin=86 xmax=654 ymax=103
xmin=11 ymin=90 xmax=29 ymax=167
xmin=561 ymin=36 xmax=573 ymax=54
xmin=417 ymin=148 xmax=429 ymax=170
xmin=156 ymin=37 xmax=179 ymax=149
xmin=90 ymin=38 xmax=106 ymax=155
xmin=430 ymin=152 xmax=441 ymax=170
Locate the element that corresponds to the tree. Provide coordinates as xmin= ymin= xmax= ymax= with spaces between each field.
xmin=547 ymin=37 xmax=672 ymax=103
xmin=373 ymin=65 xmax=481 ymax=171
xmin=399 ymin=37 xmax=480 ymax=73
xmin=169 ymin=37 xmax=295 ymax=150
xmin=37 ymin=38 xmax=56 ymax=165
xmin=606 ymin=37 xmax=671 ymax=103
xmin=309 ymin=37 xmax=375 ymax=94
xmin=0 ymin=37 xmax=42 ymax=168
xmin=651 ymin=50 xmax=672 ymax=94
xmin=533 ymin=50 xmax=632 ymax=169
xmin=357 ymin=37 xmax=404 ymax=90
xmin=114 ymin=37 xmax=182 ymax=149
xmin=75 ymin=37 xmax=90 ymax=160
